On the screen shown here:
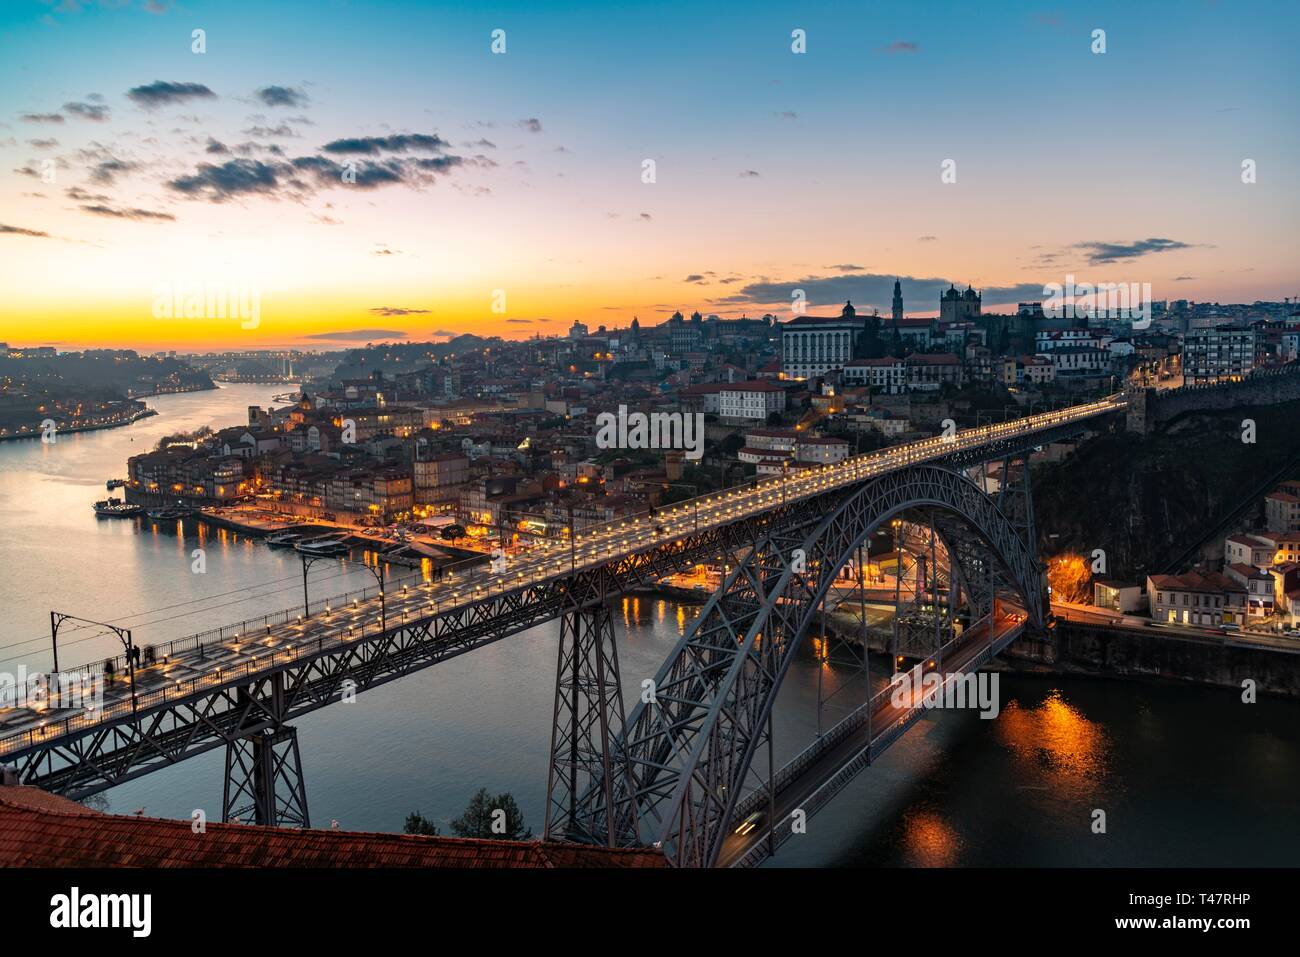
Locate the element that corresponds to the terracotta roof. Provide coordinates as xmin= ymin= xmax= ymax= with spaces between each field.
xmin=0 ymin=787 xmax=665 ymax=869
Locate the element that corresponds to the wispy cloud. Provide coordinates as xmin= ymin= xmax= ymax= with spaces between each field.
xmin=254 ymin=85 xmax=308 ymax=108
xmin=1073 ymin=237 xmax=1194 ymax=264
xmin=126 ymin=81 xmax=216 ymax=109
xmin=1 ymin=223 xmax=52 ymax=238
xmin=78 ymin=204 xmax=175 ymax=222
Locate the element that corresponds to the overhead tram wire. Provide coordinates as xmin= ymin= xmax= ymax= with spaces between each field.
xmin=0 ymin=555 xmax=428 ymax=662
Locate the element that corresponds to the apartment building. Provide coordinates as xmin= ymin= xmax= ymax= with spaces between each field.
xmin=1183 ymin=325 xmax=1256 ymax=384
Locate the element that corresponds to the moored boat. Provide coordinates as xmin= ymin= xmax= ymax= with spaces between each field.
xmin=294 ymin=536 xmax=350 ymax=556
xmin=93 ymin=497 xmax=144 ymax=518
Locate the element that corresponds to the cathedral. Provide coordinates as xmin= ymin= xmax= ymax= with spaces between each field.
xmin=940 ymin=284 xmax=981 ymax=323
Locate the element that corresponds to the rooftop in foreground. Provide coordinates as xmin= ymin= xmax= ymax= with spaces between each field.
xmin=0 ymin=786 xmax=665 ymax=869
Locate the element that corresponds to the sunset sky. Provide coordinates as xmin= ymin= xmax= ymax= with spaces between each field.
xmin=1 ymin=0 xmax=1297 ymax=351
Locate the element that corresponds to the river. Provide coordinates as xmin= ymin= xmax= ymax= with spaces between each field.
xmin=1 ymin=383 xmax=1295 ymax=865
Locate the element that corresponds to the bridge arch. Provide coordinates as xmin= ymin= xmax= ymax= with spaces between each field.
xmin=603 ymin=464 xmax=1044 ymax=866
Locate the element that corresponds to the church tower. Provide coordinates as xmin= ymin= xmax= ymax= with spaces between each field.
xmin=892 ymin=279 xmax=904 ymax=326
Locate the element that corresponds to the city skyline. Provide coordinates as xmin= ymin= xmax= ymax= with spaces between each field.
xmin=2 ymin=0 xmax=1298 ymax=351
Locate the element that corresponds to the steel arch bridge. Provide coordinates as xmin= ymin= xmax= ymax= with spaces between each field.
xmin=566 ymin=463 xmax=1043 ymax=867
xmin=3 ymin=397 xmax=1125 ymax=856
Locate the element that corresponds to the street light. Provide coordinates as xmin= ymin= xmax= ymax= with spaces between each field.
xmin=301 ymin=553 xmax=388 ymax=633
xmin=660 ymin=482 xmax=699 ymax=532
xmin=50 ymin=611 xmax=138 ymax=718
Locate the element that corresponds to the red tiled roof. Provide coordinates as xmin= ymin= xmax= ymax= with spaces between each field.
xmin=0 ymin=787 xmax=665 ymax=869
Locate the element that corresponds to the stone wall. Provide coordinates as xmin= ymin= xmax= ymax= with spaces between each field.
xmin=1126 ymin=363 xmax=1300 ymax=434
xmin=1003 ymin=621 xmax=1300 ymax=697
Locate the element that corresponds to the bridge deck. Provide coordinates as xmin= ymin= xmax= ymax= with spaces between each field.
xmin=1 ymin=398 xmax=1120 ymax=763
xmin=718 ymin=611 xmax=1027 ymax=868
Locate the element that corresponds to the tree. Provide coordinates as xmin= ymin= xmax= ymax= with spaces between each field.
xmin=450 ymin=787 xmax=531 ymax=840
xmin=403 ymin=811 xmax=440 ymax=836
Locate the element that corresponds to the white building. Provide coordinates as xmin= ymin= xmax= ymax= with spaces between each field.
xmin=718 ymin=381 xmax=787 ymax=422
xmin=781 ymin=303 xmax=864 ymax=379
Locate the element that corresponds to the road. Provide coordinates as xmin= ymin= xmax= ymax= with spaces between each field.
xmin=716 ymin=610 xmax=1027 ymax=868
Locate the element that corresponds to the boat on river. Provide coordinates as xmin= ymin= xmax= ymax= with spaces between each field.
xmin=93 ymin=497 xmax=144 ymax=518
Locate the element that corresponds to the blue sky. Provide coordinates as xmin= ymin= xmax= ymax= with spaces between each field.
xmin=1 ymin=0 xmax=1296 ymax=348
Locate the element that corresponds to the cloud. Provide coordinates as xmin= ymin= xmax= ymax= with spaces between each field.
xmin=880 ymin=40 xmax=920 ymax=54
xmin=638 ymin=212 xmax=652 ymax=221
xmin=774 ymin=111 xmax=798 ymax=120
xmin=1172 ymin=275 xmax=1197 ymax=281
xmin=167 ymin=146 xmax=469 ymax=202
xmin=321 ymin=134 xmax=449 ymax=155
xmin=167 ymin=158 xmax=283 ymax=201
xmin=65 ymin=186 xmax=110 ymax=201
xmin=683 ymin=274 xmax=707 ymax=283
xmin=739 ymin=169 xmax=760 ymax=178
xmin=369 ymin=306 xmax=430 ymax=316
xmin=506 ymin=318 xmax=532 ymax=324
xmin=825 ymin=263 xmax=865 ymax=272
xmin=78 ymin=204 xmax=175 ymax=222
xmin=304 ymin=329 xmax=408 ymax=341
xmin=517 ymin=118 xmax=543 ymax=133
xmin=21 ymin=113 xmax=64 ymax=124
xmin=27 ymin=138 xmax=59 ymax=149
xmin=63 ymin=101 xmax=110 ymax=121
xmin=918 ymin=235 xmax=938 ymax=242
xmin=430 ymin=329 xmax=459 ymax=337
xmin=204 ymin=136 xmax=230 ymax=154
xmin=1 ymin=223 xmax=52 ymax=237
xmin=254 ymin=85 xmax=308 ymax=108
xmin=1073 ymin=237 xmax=1194 ymax=264
xmin=242 ymin=123 xmax=297 ymax=138
xmin=716 ymin=272 xmax=1050 ymax=312
xmin=126 ymin=81 xmax=216 ymax=109
xmin=88 ymin=157 xmax=141 ymax=185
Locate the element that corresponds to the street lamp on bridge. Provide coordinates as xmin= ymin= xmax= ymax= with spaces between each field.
xmin=49 ymin=611 xmax=139 ymax=718
xmin=300 ymin=553 xmax=388 ymax=634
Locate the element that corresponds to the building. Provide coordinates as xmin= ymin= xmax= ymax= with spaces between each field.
xmin=842 ymin=357 xmax=905 ymax=393
xmin=1225 ymin=533 xmax=1274 ymax=569
xmin=939 ymin=284 xmax=981 ymax=323
xmin=1264 ymin=489 xmax=1300 ymax=533
xmin=718 ymin=381 xmax=787 ymax=422
xmin=904 ymin=353 xmax=964 ymax=391
xmin=412 ymin=449 xmax=470 ymax=505
xmin=1183 ymin=325 xmax=1256 ymax=384
xmin=792 ymin=435 xmax=850 ymax=464
xmin=1043 ymin=346 xmax=1108 ymax=375
xmin=1093 ymin=580 xmax=1143 ymax=613
xmin=1224 ymin=563 xmax=1275 ymax=619
xmin=781 ymin=302 xmax=864 ymax=379
xmin=1146 ymin=570 xmax=1248 ymax=627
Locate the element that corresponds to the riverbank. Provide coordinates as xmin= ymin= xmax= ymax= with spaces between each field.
xmin=816 ymin=605 xmax=1300 ymax=698
xmin=0 ymin=406 xmax=157 ymax=444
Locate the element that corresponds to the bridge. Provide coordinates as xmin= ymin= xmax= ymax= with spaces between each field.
xmin=0 ymin=395 xmax=1126 ymax=866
